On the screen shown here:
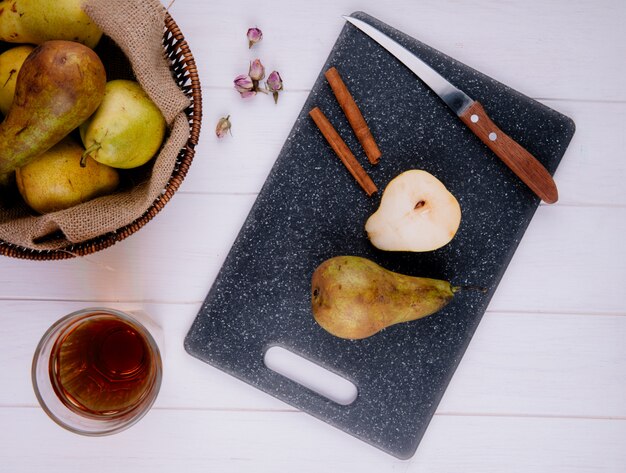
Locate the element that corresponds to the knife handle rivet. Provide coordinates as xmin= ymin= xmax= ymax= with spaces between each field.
xmin=470 ymin=114 xmax=479 ymax=123
xmin=489 ymin=132 xmax=498 ymax=141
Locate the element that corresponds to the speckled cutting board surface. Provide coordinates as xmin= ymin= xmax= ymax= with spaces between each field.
xmin=185 ymin=11 xmax=575 ymax=459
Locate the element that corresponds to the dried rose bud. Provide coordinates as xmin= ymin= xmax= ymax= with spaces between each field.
xmin=234 ymin=74 xmax=255 ymax=98
xmin=266 ymin=70 xmax=283 ymax=104
xmin=247 ymin=27 xmax=263 ymax=48
xmin=249 ymin=59 xmax=265 ymax=82
xmin=215 ymin=115 xmax=232 ymax=139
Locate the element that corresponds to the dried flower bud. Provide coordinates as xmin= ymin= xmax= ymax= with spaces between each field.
xmin=247 ymin=27 xmax=263 ymax=48
xmin=266 ymin=70 xmax=283 ymax=104
xmin=234 ymin=74 xmax=256 ymax=98
xmin=215 ymin=115 xmax=232 ymax=139
xmin=249 ymin=59 xmax=265 ymax=82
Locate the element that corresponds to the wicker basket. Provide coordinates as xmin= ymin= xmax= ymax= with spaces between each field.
xmin=0 ymin=13 xmax=202 ymax=260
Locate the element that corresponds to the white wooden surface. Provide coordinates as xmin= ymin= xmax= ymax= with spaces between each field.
xmin=1 ymin=0 xmax=625 ymax=471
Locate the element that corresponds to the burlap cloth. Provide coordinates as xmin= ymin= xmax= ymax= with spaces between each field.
xmin=0 ymin=0 xmax=190 ymax=251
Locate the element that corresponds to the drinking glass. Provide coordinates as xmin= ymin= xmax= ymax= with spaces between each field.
xmin=32 ymin=307 xmax=163 ymax=436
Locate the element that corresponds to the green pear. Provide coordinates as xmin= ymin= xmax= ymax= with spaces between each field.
xmin=311 ymin=256 xmax=466 ymax=339
xmin=79 ymin=80 xmax=166 ymax=169
xmin=16 ymin=138 xmax=119 ymax=214
xmin=0 ymin=0 xmax=102 ymax=48
xmin=0 ymin=45 xmax=35 ymax=115
xmin=0 ymin=40 xmax=106 ymax=185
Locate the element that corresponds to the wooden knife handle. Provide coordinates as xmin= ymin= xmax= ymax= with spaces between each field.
xmin=459 ymin=101 xmax=558 ymax=204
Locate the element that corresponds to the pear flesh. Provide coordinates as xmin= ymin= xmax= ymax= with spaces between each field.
xmin=366 ymin=170 xmax=461 ymax=252
xmin=0 ymin=40 xmax=106 ymax=183
xmin=0 ymin=0 xmax=102 ymax=48
xmin=16 ymin=138 xmax=119 ymax=214
xmin=311 ymin=256 xmax=456 ymax=339
xmin=80 ymin=80 xmax=166 ymax=169
xmin=0 ymin=45 xmax=35 ymax=115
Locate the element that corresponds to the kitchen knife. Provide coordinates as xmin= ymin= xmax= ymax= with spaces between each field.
xmin=343 ymin=15 xmax=558 ymax=204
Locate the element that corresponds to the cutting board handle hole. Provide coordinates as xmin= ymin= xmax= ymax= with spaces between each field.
xmin=264 ymin=346 xmax=358 ymax=406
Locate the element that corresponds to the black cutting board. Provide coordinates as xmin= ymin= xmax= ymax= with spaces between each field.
xmin=185 ymin=11 xmax=575 ymax=459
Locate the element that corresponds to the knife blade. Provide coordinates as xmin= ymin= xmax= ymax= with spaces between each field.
xmin=343 ymin=15 xmax=558 ymax=204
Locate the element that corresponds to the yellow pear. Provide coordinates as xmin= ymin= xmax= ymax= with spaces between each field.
xmin=16 ymin=138 xmax=119 ymax=214
xmin=0 ymin=45 xmax=35 ymax=115
xmin=79 ymin=80 xmax=166 ymax=169
xmin=0 ymin=0 xmax=102 ymax=48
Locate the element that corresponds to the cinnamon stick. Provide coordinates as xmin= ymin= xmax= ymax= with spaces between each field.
xmin=309 ymin=107 xmax=378 ymax=196
xmin=325 ymin=67 xmax=381 ymax=165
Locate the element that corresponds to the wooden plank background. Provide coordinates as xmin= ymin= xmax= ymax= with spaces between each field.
xmin=0 ymin=0 xmax=624 ymax=471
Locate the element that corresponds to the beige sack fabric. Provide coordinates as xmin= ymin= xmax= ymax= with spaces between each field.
xmin=0 ymin=0 xmax=191 ymax=251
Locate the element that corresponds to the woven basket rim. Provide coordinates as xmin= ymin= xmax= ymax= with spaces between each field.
xmin=0 ymin=12 xmax=202 ymax=260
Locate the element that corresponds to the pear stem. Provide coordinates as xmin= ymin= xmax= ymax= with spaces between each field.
xmin=80 ymin=142 xmax=101 ymax=167
xmin=452 ymin=285 xmax=488 ymax=294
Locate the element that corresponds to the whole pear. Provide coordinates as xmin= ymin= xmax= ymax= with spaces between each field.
xmin=0 ymin=40 xmax=106 ymax=185
xmin=0 ymin=0 xmax=102 ymax=48
xmin=0 ymin=45 xmax=35 ymax=115
xmin=311 ymin=256 xmax=458 ymax=339
xmin=79 ymin=80 xmax=166 ymax=169
xmin=16 ymin=138 xmax=119 ymax=214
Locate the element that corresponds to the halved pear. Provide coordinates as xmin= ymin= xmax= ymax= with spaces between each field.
xmin=365 ymin=170 xmax=461 ymax=252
